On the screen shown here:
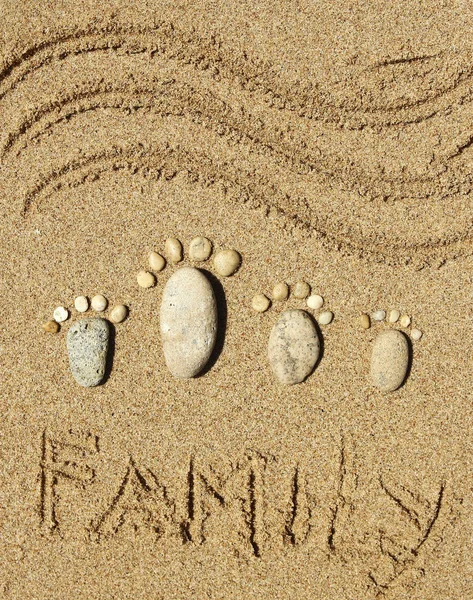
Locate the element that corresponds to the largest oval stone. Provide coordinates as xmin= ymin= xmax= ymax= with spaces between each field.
xmin=67 ymin=317 xmax=109 ymax=387
xmin=160 ymin=267 xmax=217 ymax=378
xmin=371 ymin=329 xmax=410 ymax=392
xmin=268 ymin=309 xmax=320 ymax=385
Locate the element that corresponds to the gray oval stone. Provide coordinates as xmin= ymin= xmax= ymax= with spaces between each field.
xmin=160 ymin=267 xmax=217 ymax=378
xmin=67 ymin=318 xmax=110 ymax=387
xmin=370 ymin=329 xmax=410 ymax=392
xmin=268 ymin=309 xmax=320 ymax=385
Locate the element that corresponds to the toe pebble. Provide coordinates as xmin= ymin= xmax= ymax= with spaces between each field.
xmin=53 ymin=306 xmax=69 ymax=323
xmin=165 ymin=238 xmax=183 ymax=263
xmin=189 ymin=237 xmax=212 ymax=261
xmin=149 ymin=251 xmax=166 ymax=271
xmin=307 ymin=294 xmax=324 ymax=310
xmin=293 ymin=281 xmax=310 ymax=299
xmin=388 ymin=310 xmax=400 ymax=323
xmin=400 ymin=314 xmax=411 ymax=327
xmin=110 ymin=305 xmax=128 ymax=323
xmin=43 ymin=320 xmax=60 ymax=333
xmin=214 ymin=249 xmax=241 ymax=277
xmin=371 ymin=329 xmax=409 ymax=393
xmin=268 ymin=309 xmax=320 ymax=385
xmin=252 ymin=294 xmax=271 ymax=313
xmin=360 ymin=313 xmax=371 ymax=329
xmin=273 ymin=282 xmax=289 ymax=301
xmin=91 ymin=295 xmax=108 ymax=312
xmin=411 ymin=328 xmax=422 ymax=341
xmin=67 ymin=318 xmax=110 ymax=387
xmin=373 ymin=310 xmax=386 ymax=322
xmin=318 ymin=310 xmax=333 ymax=325
xmin=137 ymin=271 xmax=156 ymax=288
xmin=74 ymin=296 xmax=89 ymax=313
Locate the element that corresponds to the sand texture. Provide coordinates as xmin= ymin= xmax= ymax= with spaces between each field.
xmin=1 ymin=1 xmax=473 ymax=598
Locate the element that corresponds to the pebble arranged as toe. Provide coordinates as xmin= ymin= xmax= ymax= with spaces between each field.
xmin=370 ymin=329 xmax=409 ymax=393
xmin=160 ymin=267 xmax=217 ymax=378
xmin=189 ymin=237 xmax=212 ymax=261
xmin=67 ymin=318 xmax=110 ymax=387
xmin=214 ymin=249 xmax=241 ymax=277
xmin=268 ymin=309 xmax=320 ymax=385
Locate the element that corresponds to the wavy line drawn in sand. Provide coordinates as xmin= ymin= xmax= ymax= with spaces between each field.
xmin=1 ymin=21 xmax=473 ymax=130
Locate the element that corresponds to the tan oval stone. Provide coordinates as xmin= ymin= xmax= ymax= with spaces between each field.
xmin=160 ymin=267 xmax=217 ymax=378
xmin=268 ymin=309 xmax=320 ymax=385
xmin=293 ymin=281 xmax=310 ymax=299
xmin=110 ymin=305 xmax=128 ymax=324
xmin=149 ymin=251 xmax=166 ymax=271
xmin=165 ymin=238 xmax=183 ymax=263
xmin=189 ymin=237 xmax=212 ymax=261
xmin=43 ymin=320 xmax=60 ymax=333
xmin=137 ymin=271 xmax=156 ymax=288
xmin=272 ymin=282 xmax=289 ymax=301
xmin=214 ymin=249 xmax=241 ymax=277
xmin=252 ymin=293 xmax=271 ymax=313
xmin=370 ymin=329 xmax=410 ymax=393
xmin=360 ymin=313 xmax=371 ymax=329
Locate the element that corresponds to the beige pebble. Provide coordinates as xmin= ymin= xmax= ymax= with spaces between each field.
xmin=307 ymin=294 xmax=324 ymax=310
xmin=371 ymin=329 xmax=410 ymax=392
xmin=388 ymin=309 xmax=400 ymax=323
xmin=149 ymin=251 xmax=166 ymax=271
xmin=293 ymin=281 xmax=311 ymax=299
xmin=91 ymin=295 xmax=108 ymax=312
xmin=400 ymin=314 xmax=411 ymax=327
xmin=137 ymin=271 xmax=156 ymax=288
xmin=252 ymin=293 xmax=271 ymax=313
xmin=318 ymin=310 xmax=333 ymax=325
xmin=53 ymin=306 xmax=69 ymax=322
xmin=360 ymin=313 xmax=371 ymax=329
xmin=214 ymin=249 xmax=241 ymax=277
xmin=165 ymin=238 xmax=183 ymax=263
xmin=273 ymin=282 xmax=289 ymax=301
xmin=43 ymin=320 xmax=60 ymax=333
xmin=74 ymin=296 xmax=89 ymax=313
xmin=411 ymin=328 xmax=423 ymax=341
xmin=189 ymin=237 xmax=212 ymax=261
xmin=373 ymin=310 xmax=386 ymax=322
xmin=110 ymin=305 xmax=128 ymax=323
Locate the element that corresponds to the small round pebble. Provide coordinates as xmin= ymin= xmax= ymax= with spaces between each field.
xmin=400 ymin=314 xmax=411 ymax=327
xmin=411 ymin=328 xmax=423 ymax=341
xmin=214 ymin=249 xmax=241 ymax=277
xmin=110 ymin=305 xmax=128 ymax=324
xmin=252 ymin=293 xmax=271 ymax=313
xmin=53 ymin=306 xmax=69 ymax=323
xmin=91 ymin=295 xmax=108 ymax=312
xmin=137 ymin=271 xmax=156 ymax=288
xmin=318 ymin=310 xmax=333 ymax=325
xmin=373 ymin=310 xmax=386 ymax=322
xmin=293 ymin=281 xmax=311 ymax=299
xmin=149 ymin=251 xmax=166 ymax=271
xmin=74 ymin=296 xmax=89 ymax=313
xmin=388 ymin=309 xmax=400 ymax=323
xmin=273 ymin=282 xmax=289 ymax=301
xmin=307 ymin=294 xmax=324 ymax=310
xmin=165 ymin=238 xmax=183 ymax=263
xmin=189 ymin=237 xmax=212 ymax=261
xmin=360 ymin=313 xmax=371 ymax=329
xmin=43 ymin=320 xmax=60 ymax=333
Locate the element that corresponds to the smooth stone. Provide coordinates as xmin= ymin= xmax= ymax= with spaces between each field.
xmin=273 ymin=282 xmax=289 ymax=301
xmin=160 ymin=267 xmax=217 ymax=378
xmin=110 ymin=305 xmax=128 ymax=323
xmin=149 ymin=251 xmax=166 ymax=271
xmin=307 ymin=294 xmax=324 ymax=310
xmin=189 ymin=237 xmax=212 ymax=261
xmin=400 ymin=314 xmax=411 ymax=327
xmin=53 ymin=306 xmax=69 ymax=322
xmin=137 ymin=270 xmax=156 ymax=288
xmin=91 ymin=294 xmax=107 ymax=312
xmin=43 ymin=320 xmax=60 ymax=333
xmin=373 ymin=310 xmax=386 ymax=322
xmin=252 ymin=293 xmax=271 ymax=312
xmin=411 ymin=328 xmax=423 ymax=341
xmin=214 ymin=249 xmax=241 ymax=277
xmin=74 ymin=296 xmax=89 ymax=313
xmin=388 ymin=309 xmax=400 ymax=323
xmin=360 ymin=313 xmax=371 ymax=329
xmin=67 ymin=318 xmax=109 ymax=387
xmin=268 ymin=309 xmax=320 ymax=385
xmin=165 ymin=238 xmax=183 ymax=263
xmin=293 ymin=281 xmax=310 ymax=299
xmin=370 ymin=329 xmax=409 ymax=393
xmin=318 ymin=310 xmax=333 ymax=325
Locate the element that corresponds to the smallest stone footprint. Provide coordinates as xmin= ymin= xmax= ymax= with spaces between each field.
xmin=43 ymin=294 xmax=129 ymax=387
xmin=252 ymin=280 xmax=334 ymax=385
xmin=359 ymin=309 xmax=423 ymax=393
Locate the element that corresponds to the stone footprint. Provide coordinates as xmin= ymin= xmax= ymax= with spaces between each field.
xmin=137 ymin=236 xmax=241 ymax=379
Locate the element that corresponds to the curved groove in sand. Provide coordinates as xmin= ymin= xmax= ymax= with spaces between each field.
xmin=1 ymin=22 xmax=473 ymax=130
xmin=21 ymin=142 xmax=473 ymax=268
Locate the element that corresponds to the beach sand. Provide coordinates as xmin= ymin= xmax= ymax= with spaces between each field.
xmin=1 ymin=1 xmax=473 ymax=598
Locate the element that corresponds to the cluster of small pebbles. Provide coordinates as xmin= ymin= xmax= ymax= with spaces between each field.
xmin=138 ymin=236 xmax=241 ymax=288
xmin=359 ymin=308 xmax=422 ymax=340
xmin=252 ymin=280 xmax=334 ymax=326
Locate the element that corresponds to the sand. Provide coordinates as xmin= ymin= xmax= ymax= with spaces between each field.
xmin=1 ymin=1 xmax=473 ymax=598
